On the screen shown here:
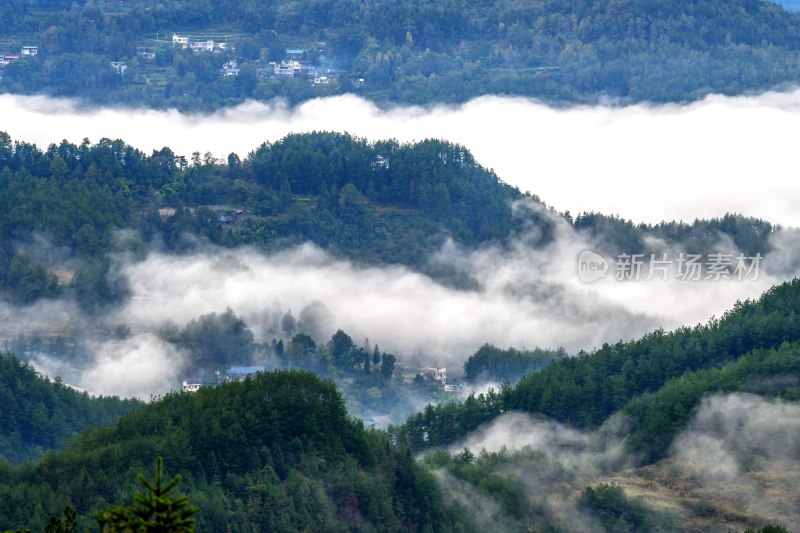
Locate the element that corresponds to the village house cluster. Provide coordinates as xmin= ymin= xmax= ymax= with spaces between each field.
xmin=167 ymin=35 xmax=342 ymax=84
xmin=156 ymin=205 xmax=253 ymax=225
xmin=0 ymin=33 xmax=349 ymax=90
xmin=257 ymin=49 xmax=344 ymax=85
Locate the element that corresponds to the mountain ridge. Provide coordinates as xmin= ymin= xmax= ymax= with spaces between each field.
xmin=2 ymin=0 xmax=800 ymax=109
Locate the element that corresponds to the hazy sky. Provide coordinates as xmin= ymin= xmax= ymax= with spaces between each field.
xmin=2 ymin=90 xmax=800 ymax=226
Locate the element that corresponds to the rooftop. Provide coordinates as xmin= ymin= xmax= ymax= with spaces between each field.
xmin=227 ymin=366 xmax=265 ymax=375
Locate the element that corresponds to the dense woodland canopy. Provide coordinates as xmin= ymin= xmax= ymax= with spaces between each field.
xmin=0 ymin=352 xmax=138 ymax=464
xmin=0 ymin=130 xmax=526 ymax=310
xmin=3 ymin=293 xmax=800 ymax=529
xmin=2 ymin=0 xmax=800 ymax=108
xmin=462 ymin=343 xmax=567 ymax=384
xmin=0 ymin=310 xmax=416 ymax=466
xmin=0 ymin=370 xmax=477 ymax=532
xmin=0 ymin=130 xmax=779 ymax=312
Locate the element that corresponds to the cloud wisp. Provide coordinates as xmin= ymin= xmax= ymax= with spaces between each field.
xmin=670 ymin=393 xmax=800 ymax=526
xmin=431 ymin=393 xmax=800 ymax=530
xmin=19 ymin=201 xmax=800 ymax=399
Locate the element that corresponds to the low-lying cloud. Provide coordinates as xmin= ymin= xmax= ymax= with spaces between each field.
xmin=436 ymin=410 xmax=633 ymax=531
xmin=3 ymin=90 xmax=800 ymax=226
xmin=79 ymin=334 xmax=186 ymax=399
xmin=16 ymin=200 xmax=800 ymax=399
xmin=431 ymin=393 xmax=800 ymax=530
xmin=110 ymin=210 xmax=791 ymax=365
xmin=4 ymin=92 xmax=800 ymax=399
xmin=670 ymin=393 xmax=800 ymax=526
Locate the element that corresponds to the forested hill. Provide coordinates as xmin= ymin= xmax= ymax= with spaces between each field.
xmin=389 ymin=277 xmax=800 ymax=458
xmin=0 ymin=352 xmax=139 ymax=464
xmin=0 ymin=131 xmax=526 ymax=310
xmin=1 ymin=0 xmax=800 ymax=108
xmin=0 ymin=130 xmax=780 ymax=312
xmin=0 ymin=370 xmax=476 ymax=532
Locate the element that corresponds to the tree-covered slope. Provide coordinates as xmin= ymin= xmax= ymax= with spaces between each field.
xmin=462 ymin=344 xmax=567 ymax=384
xmin=389 ymin=277 xmax=800 ymax=454
xmin=0 ymin=130 xmax=783 ymax=312
xmin=574 ymin=212 xmax=775 ymax=258
xmin=411 ymin=341 xmax=800 ymax=531
xmin=622 ymin=340 xmax=800 ymax=463
xmin=0 ymin=370 xmax=476 ymax=532
xmin=0 ymin=352 xmax=139 ymax=464
xmin=0 ymin=131 xmax=526 ymax=309
xmin=2 ymin=0 xmax=800 ymax=108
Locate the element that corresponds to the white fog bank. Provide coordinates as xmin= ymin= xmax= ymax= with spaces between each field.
xmin=3 ymin=90 xmax=800 ymax=227
xmin=18 ymin=201 xmax=800 ymax=399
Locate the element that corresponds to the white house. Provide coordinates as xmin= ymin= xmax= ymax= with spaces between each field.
xmin=20 ymin=46 xmax=38 ymax=57
xmin=110 ymin=61 xmax=128 ymax=75
xmin=172 ymin=34 xmax=189 ymax=47
xmin=190 ymin=40 xmax=215 ymax=52
xmin=181 ymin=379 xmax=204 ymax=393
xmin=274 ymin=60 xmax=302 ymax=77
xmin=421 ymin=367 xmax=447 ymax=384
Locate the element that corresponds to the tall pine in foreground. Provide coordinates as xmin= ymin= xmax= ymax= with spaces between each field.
xmin=95 ymin=457 xmax=197 ymax=533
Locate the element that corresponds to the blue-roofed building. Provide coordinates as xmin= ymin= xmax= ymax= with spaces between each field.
xmin=226 ymin=366 xmax=265 ymax=381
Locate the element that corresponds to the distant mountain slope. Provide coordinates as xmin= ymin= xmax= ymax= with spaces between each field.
xmin=1 ymin=0 xmax=800 ymax=108
xmin=0 ymin=352 xmax=139 ymax=464
xmin=0 ymin=370 xmax=476 ymax=532
xmin=390 ymin=278 xmax=800 ymax=454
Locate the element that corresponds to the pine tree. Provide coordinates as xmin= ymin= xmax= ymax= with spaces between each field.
xmin=94 ymin=457 xmax=198 ymax=533
xmin=44 ymin=506 xmax=77 ymax=533
xmin=380 ymin=354 xmax=396 ymax=380
xmin=372 ymin=345 xmax=380 ymax=366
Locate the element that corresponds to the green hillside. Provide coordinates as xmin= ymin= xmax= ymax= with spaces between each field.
xmin=0 ymin=352 xmax=139 ymax=464
xmin=1 ymin=0 xmax=800 ymax=108
xmin=390 ymin=277 xmax=800 ymax=454
xmin=0 ymin=370 xmax=476 ymax=532
xmin=388 ymin=282 xmax=800 ymax=531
